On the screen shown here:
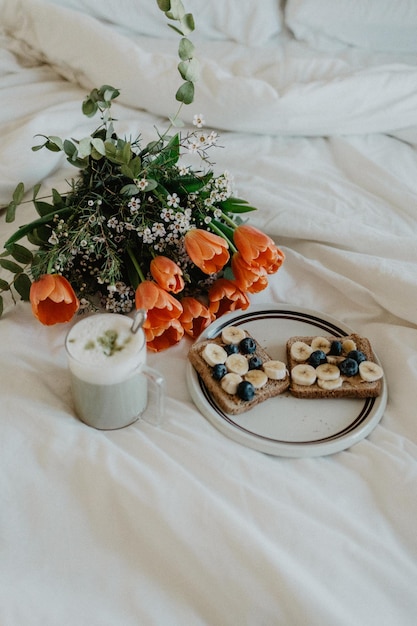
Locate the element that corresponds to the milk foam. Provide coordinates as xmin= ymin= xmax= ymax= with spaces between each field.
xmin=66 ymin=314 xmax=145 ymax=385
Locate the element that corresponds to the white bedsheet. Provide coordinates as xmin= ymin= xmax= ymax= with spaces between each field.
xmin=1 ymin=2 xmax=417 ymax=625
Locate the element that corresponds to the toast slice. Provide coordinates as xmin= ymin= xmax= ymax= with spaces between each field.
xmin=188 ymin=328 xmax=290 ymax=415
xmin=287 ymin=333 xmax=383 ymax=399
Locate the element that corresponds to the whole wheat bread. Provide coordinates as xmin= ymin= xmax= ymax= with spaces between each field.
xmin=287 ymin=333 xmax=383 ymax=399
xmin=188 ymin=331 xmax=290 ymax=415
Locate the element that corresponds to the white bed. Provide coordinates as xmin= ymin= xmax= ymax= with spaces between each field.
xmin=1 ymin=1 xmax=417 ymax=624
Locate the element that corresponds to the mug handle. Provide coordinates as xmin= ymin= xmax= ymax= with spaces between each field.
xmin=140 ymin=366 xmax=165 ymax=427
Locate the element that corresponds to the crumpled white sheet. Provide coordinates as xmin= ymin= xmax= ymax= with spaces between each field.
xmin=3 ymin=0 xmax=417 ymax=136
xmin=1 ymin=3 xmax=417 ymax=625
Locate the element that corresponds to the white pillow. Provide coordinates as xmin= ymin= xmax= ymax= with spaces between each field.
xmin=46 ymin=0 xmax=283 ymax=46
xmin=285 ymin=0 xmax=417 ymax=53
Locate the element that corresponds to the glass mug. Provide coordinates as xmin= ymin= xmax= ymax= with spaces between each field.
xmin=65 ymin=313 xmax=164 ymax=430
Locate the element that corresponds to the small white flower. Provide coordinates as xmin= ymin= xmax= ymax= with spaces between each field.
xmin=134 ymin=178 xmax=148 ymax=191
xmin=48 ymin=231 xmax=59 ymax=245
xmin=178 ymin=165 xmax=189 ymax=176
xmin=204 ymin=216 xmax=212 ymax=224
xmin=167 ymin=193 xmax=180 ymax=208
xmin=187 ymin=139 xmax=199 ymax=154
xmin=193 ymin=113 xmax=205 ymax=128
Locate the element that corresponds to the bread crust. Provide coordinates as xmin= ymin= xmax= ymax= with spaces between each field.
xmin=188 ymin=331 xmax=290 ymax=415
xmin=287 ymin=333 xmax=383 ymax=399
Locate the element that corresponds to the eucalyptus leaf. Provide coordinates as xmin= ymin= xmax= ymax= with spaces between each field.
xmin=120 ymin=184 xmax=139 ymax=196
xmin=167 ymin=0 xmax=185 ymax=20
xmin=175 ymin=81 xmax=194 ymax=104
xmin=91 ymin=138 xmax=106 ymax=156
xmin=77 ymin=137 xmax=92 ymax=159
xmin=157 ymin=0 xmax=171 ymax=11
xmin=0 ymin=259 xmax=23 ymax=274
xmin=178 ymin=58 xmax=200 ymax=82
xmin=178 ymin=37 xmax=194 ymax=60
xmin=82 ymin=98 xmax=98 ymax=117
xmin=63 ymin=139 xmax=77 ymax=158
xmin=14 ymin=273 xmax=32 ymax=301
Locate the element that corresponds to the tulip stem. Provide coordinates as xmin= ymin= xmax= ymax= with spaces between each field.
xmin=209 ymin=221 xmax=237 ymax=253
xmin=127 ymin=247 xmax=146 ymax=282
xmin=219 ymin=211 xmax=238 ymax=229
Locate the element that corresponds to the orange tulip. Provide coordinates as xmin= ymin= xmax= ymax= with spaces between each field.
xmin=144 ymin=318 xmax=185 ymax=352
xmin=184 ymin=228 xmax=229 ymax=274
xmin=135 ymin=280 xmax=183 ymax=327
xmin=30 ymin=274 xmax=79 ymax=325
xmin=231 ymin=253 xmax=269 ymax=294
xmin=233 ymin=224 xmax=285 ymax=274
xmin=179 ymin=297 xmax=213 ymax=339
xmin=150 ymin=256 xmax=184 ymax=294
xmin=208 ymin=278 xmax=250 ymax=319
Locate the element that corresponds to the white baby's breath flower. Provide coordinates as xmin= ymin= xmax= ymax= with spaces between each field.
xmin=193 ymin=113 xmax=205 ymax=128
xmin=167 ymin=193 xmax=180 ymax=208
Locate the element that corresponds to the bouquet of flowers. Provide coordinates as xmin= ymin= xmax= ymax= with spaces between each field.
xmin=0 ymin=0 xmax=284 ymax=351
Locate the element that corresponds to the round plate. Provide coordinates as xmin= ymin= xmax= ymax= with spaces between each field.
xmin=186 ymin=304 xmax=387 ymax=457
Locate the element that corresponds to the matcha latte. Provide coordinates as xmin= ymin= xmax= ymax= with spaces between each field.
xmin=66 ymin=314 xmax=148 ymax=429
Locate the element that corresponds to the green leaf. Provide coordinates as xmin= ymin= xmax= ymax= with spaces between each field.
xmin=34 ymin=200 xmax=54 ymax=217
xmin=12 ymin=182 xmax=25 ymax=205
xmin=32 ymin=183 xmax=42 ymax=201
xmin=211 ymin=219 xmax=235 ymax=242
xmin=220 ymin=197 xmax=258 ymax=213
xmin=178 ymin=37 xmax=194 ymax=60
xmin=175 ymin=81 xmax=194 ymax=104
xmin=51 ymin=188 xmax=64 ymax=207
xmin=182 ymin=13 xmax=195 ymax=33
xmin=157 ymin=0 xmax=171 ymax=11
xmin=5 ymin=201 xmax=17 ymax=223
xmin=0 ymin=258 xmax=23 ymax=274
xmin=8 ymin=243 xmax=33 ymax=264
xmin=4 ymin=206 xmax=71 ymax=247
xmin=120 ymin=184 xmax=139 ymax=196
xmin=82 ymin=97 xmax=98 ymax=117
xmin=0 ymin=278 xmax=9 ymax=290
xmin=178 ymin=58 xmax=200 ymax=83
xmin=63 ymin=139 xmax=77 ymax=159
xmin=14 ymin=273 xmax=32 ymax=301
xmin=77 ymin=137 xmax=92 ymax=159
xmin=45 ymin=136 xmax=63 ymax=152
xmin=0 ymin=295 xmax=3 ymax=317
xmin=91 ymin=138 xmax=106 ymax=156
xmin=166 ymin=0 xmax=185 ymax=20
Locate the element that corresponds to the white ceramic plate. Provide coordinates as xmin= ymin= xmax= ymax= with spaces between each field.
xmin=186 ymin=304 xmax=387 ymax=457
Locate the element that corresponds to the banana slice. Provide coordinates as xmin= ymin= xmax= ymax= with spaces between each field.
xmin=317 ymin=377 xmax=343 ymax=390
xmin=221 ymin=372 xmax=243 ymax=394
xmin=291 ymin=364 xmax=317 ymax=386
xmin=263 ymin=360 xmax=288 ymax=380
xmin=221 ymin=326 xmax=246 ymax=345
xmin=359 ymin=361 xmax=383 ymax=382
xmin=244 ymin=369 xmax=268 ymax=389
xmin=202 ymin=343 xmax=228 ymax=367
xmin=226 ymin=353 xmax=249 ymax=376
xmin=290 ymin=341 xmax=313 ymax=362
xmin=342 ymin=338 xmax=357 ymax=353
xmin=311 ymin=336 xmax=331 ymax=354
xmin=315 ymin=363 xmax=340 ymax=381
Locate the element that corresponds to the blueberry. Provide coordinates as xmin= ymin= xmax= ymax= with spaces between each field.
xmin=308 ymin=350 xmax=327 ymax=368
xmin=339 ymin=358 xmax=359 ymax=377
xmin=212 ymin=363 xmax=227 ymax=380
xmin=347 ymin=350 xmax=367 ymax=364
xmin=239 ymin=337 xmax=257 ymax=354
xmin=248 ymin=355 xmax=263 ymax=370
xmin=329 ymin=340 xmax=343 ymax=356
xmin=237 ymin=380 xmax=256 ymax=401
xmin=224 ymin=343 xmax=239 ymax=355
